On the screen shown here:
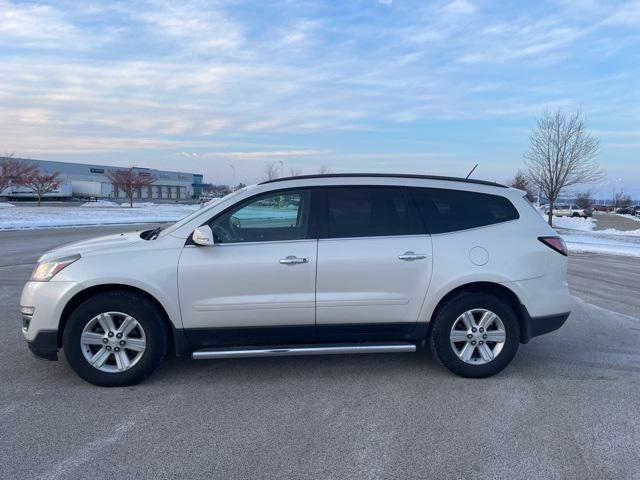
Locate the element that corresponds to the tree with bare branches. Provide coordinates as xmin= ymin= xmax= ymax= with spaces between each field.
xmin=0 ymin=154 xmax=38 ymax=195
xmin=22 ymin=169 xmax=62 ymax=205
xmin=510 ymin=169 xmax=535 ymax=202
xmin=613 ymin=190 xmax=632 ymax=209
xmin=575 ymin=191 xmax=593 ymax=210
xmin=524 ymin=108 xmax=604 ymax=226
xmin=106 ymin=167 xmax=157 ymax=207
xmin=318 ymin=165 xmax=332 ymax=175
xmin=262 ymin=162 xmax=280 ymax=181
xmin=289 ymin=166 xmax=303 ymax=177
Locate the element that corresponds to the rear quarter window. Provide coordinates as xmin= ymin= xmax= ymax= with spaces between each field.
xmin=410 ymin=188 xmax=519 ymax=234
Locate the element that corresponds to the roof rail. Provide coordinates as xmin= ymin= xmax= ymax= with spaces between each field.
xmin=260 ymin=173 xmax=507 ymax=188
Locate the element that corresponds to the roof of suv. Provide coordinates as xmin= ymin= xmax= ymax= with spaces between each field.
xmin=260 ymin=173 xmax=507 ymax=188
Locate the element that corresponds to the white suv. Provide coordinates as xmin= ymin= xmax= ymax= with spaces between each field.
xmin=547 ymin=204 xmax=591 ymax=218
xmin=21 ymin=174 xmax=572 ymax=386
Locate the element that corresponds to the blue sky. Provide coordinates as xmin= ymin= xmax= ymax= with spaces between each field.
xmin=0 ymin=0 xmax=639 ymax=197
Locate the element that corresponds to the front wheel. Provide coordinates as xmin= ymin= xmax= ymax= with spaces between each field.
xmin=62 ymin=291 xmax=168 ymax=387
xmin=429 ymin=292 xmax=520 ymax=378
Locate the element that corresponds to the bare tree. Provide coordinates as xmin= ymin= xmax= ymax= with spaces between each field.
xmin=613 ymin=190 xmax=632 ymax=209
xmin=0 ymin=154 xmax=38 ymax=194
xmin=22 ymin=169 xmax=62 ymax=206
xmin=289 ymin=166 xmax=303 ymax=177
xmin=106 ymin=167 xmax=157 ymax=207
xmin=575 ymin=191 xmax=593 ymax=209
xmin=318 ymin=165 xmax=332 ymax=175
xmin=510 ymin=169 xmax=535 ymax=202
xmin=524 ymin=108 xmax=604 ymax=225
xmin=262 ymin=162 xmax=280 ymax=181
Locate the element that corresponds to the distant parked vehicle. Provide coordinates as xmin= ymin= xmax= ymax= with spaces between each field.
xmin=592 ymin=205 xmax=613 ymax=213
xmin=616 ymin=207 xmax=634 ymax=215
xmin=545 ymin=204 xmax=591 ymax=218
xmin=633 ymin=206 xmax=640 ymax=217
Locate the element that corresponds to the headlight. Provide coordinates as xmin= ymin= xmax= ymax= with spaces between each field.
xmin=30 ymin=254 xmax=81 ymax=282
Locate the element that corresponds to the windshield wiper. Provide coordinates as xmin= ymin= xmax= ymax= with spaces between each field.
xmin=143 ymin=226 xmax=163 ymax=240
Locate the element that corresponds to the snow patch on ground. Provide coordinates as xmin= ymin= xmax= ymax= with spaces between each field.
xmin=540 ymin=212 xmax=640 ymax=256
xmin=563 ymin=233 xmax=640 ymax=257
xmin=597 ymin=228 xmax=640 ymax=237
xmin=81 ymin=200 xmax=185 ymax=208
xmin=551 ymin=215 xmax=596 ymax=231
xmin=0 ymin=203 xmax=199 ymax=230
xmin=0 ymin=202 xmax=16 ymax=208
xmin=81 ymin=200 xmax=120 ymax=207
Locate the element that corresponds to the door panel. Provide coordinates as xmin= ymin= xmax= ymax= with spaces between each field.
xmin=178 ymin=240 xmax=317 ymax=329
xmin=316 ymin=235 xmax=433 ymax=325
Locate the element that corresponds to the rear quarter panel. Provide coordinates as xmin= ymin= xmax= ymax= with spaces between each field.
xmin=419 ymin=192 xmax=562 ymax=322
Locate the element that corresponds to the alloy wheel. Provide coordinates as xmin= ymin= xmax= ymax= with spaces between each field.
xmin=449 ymin=308 xmax=506 ymax=365
xmin=80 ymin=311 xmax=147 ymax=373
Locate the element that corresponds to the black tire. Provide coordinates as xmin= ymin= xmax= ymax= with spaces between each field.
xmin=62 ymin=291 xmax=168 ymax=387
xmin=429 ymin=292 xmax=520 ymax=378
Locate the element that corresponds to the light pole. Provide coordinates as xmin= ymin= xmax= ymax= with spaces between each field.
xmin=230 ymin=165 xmax=236 ymax=192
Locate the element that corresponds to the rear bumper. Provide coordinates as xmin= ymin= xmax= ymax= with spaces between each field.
xmin=520 ymin=308 xmax=570 ymax=344
xmin=26 ymin=330 xmax=59 ymax=361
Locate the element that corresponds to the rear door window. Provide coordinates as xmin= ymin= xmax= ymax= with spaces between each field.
xmin=326 ymin=187 xmax=411 ymax=238
xmin=409 ymin=188 xmax=519 ymax=234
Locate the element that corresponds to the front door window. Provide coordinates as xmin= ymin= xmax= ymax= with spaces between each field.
xmin=210 ymin=190 xmax=310 ymax=243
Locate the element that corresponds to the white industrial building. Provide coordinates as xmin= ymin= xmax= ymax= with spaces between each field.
xmin=1 ymin=158 xmax=204 ymax=200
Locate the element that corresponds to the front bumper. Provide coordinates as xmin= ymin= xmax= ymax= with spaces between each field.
xmin=26 ymin=330 xmax=59 ymax=361
xmin=21 ymin=280 xmax=79 ymax=361
xmin=20 ymin=280 xmax=78 ymax=342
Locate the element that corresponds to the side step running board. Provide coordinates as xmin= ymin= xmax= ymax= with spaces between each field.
xmin=192 ymin=342 xmax=416 ymax=360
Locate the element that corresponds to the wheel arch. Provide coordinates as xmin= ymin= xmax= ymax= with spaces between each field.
xmin=427 ymin=281 xmax=528 ymax=343
xmin=58 ymin=284 xmax=187 ymax=356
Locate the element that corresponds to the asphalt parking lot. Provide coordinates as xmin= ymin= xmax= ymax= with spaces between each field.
xmin=592 ymin=211 xmax=640 ymax=232
xmin=1 ymin=226 xmax=639 ymax=480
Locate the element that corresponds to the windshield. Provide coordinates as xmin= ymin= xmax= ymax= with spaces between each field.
xmin=158 ymin=186 xmax=253 ymax=237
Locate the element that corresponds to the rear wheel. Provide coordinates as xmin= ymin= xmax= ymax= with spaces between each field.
xmin=63 ymin=291 xmax=168 ymax=387
xmin=429 ymin=292 xmax=520 ymax=378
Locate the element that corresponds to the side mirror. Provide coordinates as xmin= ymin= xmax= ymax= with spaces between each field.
xmin=192 ymin=225 xmax=214 ymax=247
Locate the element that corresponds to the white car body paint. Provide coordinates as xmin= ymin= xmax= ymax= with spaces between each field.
xmin=316 ymin=234 xmax=433 ymax=325
xmin=21 ymin=175 xmax=571 ymax=355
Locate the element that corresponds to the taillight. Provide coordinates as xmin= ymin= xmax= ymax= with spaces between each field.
xmin=538 ymin=236 xmax=567 ymax=256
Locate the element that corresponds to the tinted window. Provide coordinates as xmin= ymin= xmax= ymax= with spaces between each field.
xmin=327 ymin=187 xmax=410 ymax=238
xmin=210 ymin=190 xmax=310 ymax=243
xmin=410 ymin=188 xmax=518 ymax=234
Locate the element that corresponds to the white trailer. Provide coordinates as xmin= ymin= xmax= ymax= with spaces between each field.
xmin=71 ymin=180 xmax=102 ymax=198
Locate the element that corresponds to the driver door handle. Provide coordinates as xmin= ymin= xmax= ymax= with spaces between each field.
xmin=279 ymin=256 xmax=309 ymax=265
xmin=398 ymin=251 xmax=428 ymax=261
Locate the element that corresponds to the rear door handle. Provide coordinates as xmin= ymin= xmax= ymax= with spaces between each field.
xmin=398 ymin=251 xmax=428 ymax=261
xmin=279 ymin=256 xmax=309 ymax=265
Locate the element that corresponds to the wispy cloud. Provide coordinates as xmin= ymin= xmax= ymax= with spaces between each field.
xmin=0 ymin=0 xmax=638 ymax=186
xmin=133 ymin=0 xmax=245 ymax=52
xmin=0 ymin=0 xmax=79 ymax=46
